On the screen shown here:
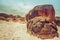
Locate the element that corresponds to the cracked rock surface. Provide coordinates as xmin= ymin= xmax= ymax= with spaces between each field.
xmin=27 ymin=17 xmax=59 ymax=39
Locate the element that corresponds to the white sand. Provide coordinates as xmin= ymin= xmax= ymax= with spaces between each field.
xmin=0 ymin=21 xmax=60 ymax=40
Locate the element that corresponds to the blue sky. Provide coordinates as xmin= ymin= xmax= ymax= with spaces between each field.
xmin=0 ymin=0 xmax=60 ymax=17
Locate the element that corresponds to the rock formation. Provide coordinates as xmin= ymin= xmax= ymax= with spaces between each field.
xmin=26 ymin=5 xmax=59 ymax=39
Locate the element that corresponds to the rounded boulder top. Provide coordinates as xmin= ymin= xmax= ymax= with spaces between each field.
xmin=26 ymin=4 xmax=55 ymax=22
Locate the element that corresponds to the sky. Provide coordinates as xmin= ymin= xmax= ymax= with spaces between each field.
xmin=0 ymin=0 xmax=60 ymax=17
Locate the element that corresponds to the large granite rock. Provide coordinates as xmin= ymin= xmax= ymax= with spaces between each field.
xmin=26 ymin=5 xmax=55 ymax=22
xmin=26 ymin=5 xmax=59 ymax=39
xmin=27 ymin=17 xmax=59 ymax=39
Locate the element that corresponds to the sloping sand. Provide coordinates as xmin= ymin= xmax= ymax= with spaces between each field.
xmin=0 ymin=21 xmax=60 ymax=40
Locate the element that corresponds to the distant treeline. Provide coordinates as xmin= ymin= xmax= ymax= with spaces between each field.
xmin=55 ymin=17 xmax=60 ymax=26
xmin=0 ymin=13 xmax=25 ymax=22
